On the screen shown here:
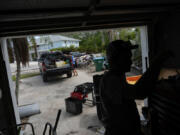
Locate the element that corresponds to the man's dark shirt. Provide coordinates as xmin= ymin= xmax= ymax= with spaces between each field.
xmin=100 ymin=71 xmax=152 ymax=135
xmin=99 ymin=56 xmax=163 ymax=134
xmin=99 ymin=49 xmax=170 ymax=135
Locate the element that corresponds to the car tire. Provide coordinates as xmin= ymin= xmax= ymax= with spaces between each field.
xmin=67 ymin=71 xmax=72 ymax=78
xmin=42 ymin=74 xmax=48 ymax=82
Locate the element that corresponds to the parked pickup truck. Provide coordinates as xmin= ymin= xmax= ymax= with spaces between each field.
xmin=38 ymin=51 xmax=72 ymax=82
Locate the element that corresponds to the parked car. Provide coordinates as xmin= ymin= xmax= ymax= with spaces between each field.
xmin=38 ymin=51 xmax=72 ymax=82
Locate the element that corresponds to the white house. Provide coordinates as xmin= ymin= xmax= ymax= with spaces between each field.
xmin=28 ymin=35 xmax=80 ymax=60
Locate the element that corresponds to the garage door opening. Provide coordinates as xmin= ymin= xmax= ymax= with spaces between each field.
xmin=4 ymin=26 xmax=149 ymax=135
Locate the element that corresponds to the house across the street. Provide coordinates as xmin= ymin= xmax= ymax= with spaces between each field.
xmin=28 ymin=35 xmax=80 ymax=60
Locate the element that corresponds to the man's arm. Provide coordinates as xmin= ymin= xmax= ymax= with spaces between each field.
xmin=125 ymin=51 xmax=173 ymax=99
xmin=133 ymin=65 xmax=161 ymax=99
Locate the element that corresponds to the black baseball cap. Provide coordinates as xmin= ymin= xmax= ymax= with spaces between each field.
xmin=109 ymin=40 xmax=138 ymax=51
xmin=106 ymin=40 xmax=138 ymax=59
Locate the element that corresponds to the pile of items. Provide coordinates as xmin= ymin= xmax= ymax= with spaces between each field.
xmin=75 ymin=54 xmax=94 ymax=68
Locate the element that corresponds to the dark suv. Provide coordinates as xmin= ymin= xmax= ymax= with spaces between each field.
xmin=38 ymin=51 xmax=72 ymax=82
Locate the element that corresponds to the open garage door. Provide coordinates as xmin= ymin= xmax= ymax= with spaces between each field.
xmin=0 ymin=0 xmax=180 ymax=37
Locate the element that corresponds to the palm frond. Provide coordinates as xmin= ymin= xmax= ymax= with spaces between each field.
xmin=12 ymin=38 xmax=29 ymax=66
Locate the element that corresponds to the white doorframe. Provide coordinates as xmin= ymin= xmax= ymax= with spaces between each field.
xmin=140 ymin=26 xmax=149 ymax=107
xmin=140 ymin=26 xmax=149 ymax=73
xmin=0 ymin=38 xmax=21 ymax=124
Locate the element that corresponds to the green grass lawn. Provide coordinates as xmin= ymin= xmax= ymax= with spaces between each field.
xmin=12 ymin=72 xmax=40 ymax=81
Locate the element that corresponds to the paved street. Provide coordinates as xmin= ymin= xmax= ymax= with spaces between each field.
xmin=10 ymin=61 xmax=39 ymax=75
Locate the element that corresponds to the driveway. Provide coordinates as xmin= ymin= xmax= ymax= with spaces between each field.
xmin=18 ymin=69 xmax=143 ymax=135
xmin=19 ymin=70 xmax=102 ymax=135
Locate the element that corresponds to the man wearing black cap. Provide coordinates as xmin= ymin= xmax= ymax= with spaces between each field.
xmin=99 ymin=40 xmax=171 ymax=135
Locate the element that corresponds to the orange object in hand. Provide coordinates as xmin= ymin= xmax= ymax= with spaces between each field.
xmin=126 ymin=75 xmax=141 ymax=85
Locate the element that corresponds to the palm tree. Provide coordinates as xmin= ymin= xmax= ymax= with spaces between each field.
xmin=7 ymin=39 xmax=15 ymax=63
xmin=108 ymin=30 xmax=115 ymax=42
xmin=8 ymin=38 xmax=29 ymax=104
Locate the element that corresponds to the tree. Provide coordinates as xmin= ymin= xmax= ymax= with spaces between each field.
xmin=7 ymin=39 xmax=14 ymax=63
xmin=108 ymin=30 xmax=115 ymax=42
xmin=119 ymin=28 xmax=142 ymax=68
xmin=9 ymin=38 xmax=29 ymax=104
xmin=58 ymin=28 xmax=141 ymax=55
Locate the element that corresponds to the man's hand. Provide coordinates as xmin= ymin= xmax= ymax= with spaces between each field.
xmin=134 ymin=50 xmax=174 ymax=98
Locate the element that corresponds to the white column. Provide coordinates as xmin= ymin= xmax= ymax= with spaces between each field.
xmin=140 ymin=26 xmax=149 ymax=73
xmin=140 ymin=26 xmax=149 ymax=107
xmin=0 ymin=38 xmax=21 ymax=124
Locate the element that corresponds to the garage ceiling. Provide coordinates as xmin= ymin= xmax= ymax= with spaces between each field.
xmin=0 ymin=0 xmax=180 ymax=37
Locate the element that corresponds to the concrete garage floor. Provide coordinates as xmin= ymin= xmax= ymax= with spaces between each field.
xmin=18 ymin=69 xmax=144 ymax=135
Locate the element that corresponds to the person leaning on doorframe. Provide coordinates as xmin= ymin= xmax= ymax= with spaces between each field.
xmin=99 ymin=40 xmax=173 ymax=135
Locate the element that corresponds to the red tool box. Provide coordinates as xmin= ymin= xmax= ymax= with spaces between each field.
xmin=70 ymin=82 xmax=95 ymax=105
xmin=65 ymin=82 xmax=95 ymax=114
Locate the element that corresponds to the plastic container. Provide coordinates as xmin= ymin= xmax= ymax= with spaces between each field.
xmin=93 ymin=57 xmax=104 ymax=72
xmin=65 ymin=97 xmax=82 ymax=114
xmin=18 ymin=103 xmax=41 ymax=118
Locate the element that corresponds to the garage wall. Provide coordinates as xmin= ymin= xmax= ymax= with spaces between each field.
xmin=0 ymin=89 xmax=8 ymax=133
xmin=1 ymin=38 xmax=20 ymax=124
xmin=0 ymin=39 xmax=20 ymax=135
xmin=149 ymin=13 xmax=180 ymax=135
xmin=154 ymin=12 xmax=180 ymax=68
